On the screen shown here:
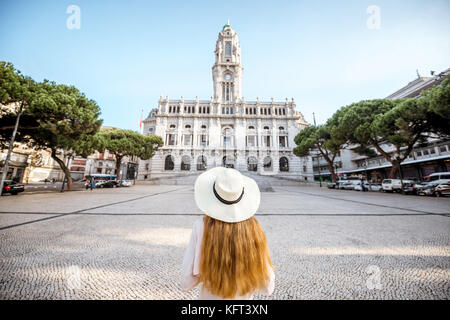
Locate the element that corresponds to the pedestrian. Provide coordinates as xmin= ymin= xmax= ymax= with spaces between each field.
xmin=361 ymin=179 xmax=366 ymax=192
xmin=90 ymin=178 xmax=95 ymax=191
xmin=181 ymin=167 xmax=275 ymax=299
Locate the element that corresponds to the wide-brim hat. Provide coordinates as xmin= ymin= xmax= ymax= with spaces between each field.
xmin=194 ymin=167 xmax=261 ymax=223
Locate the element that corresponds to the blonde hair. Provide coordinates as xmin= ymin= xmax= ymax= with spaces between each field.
xmin=199 ymin=215 xmax=273 ymax=298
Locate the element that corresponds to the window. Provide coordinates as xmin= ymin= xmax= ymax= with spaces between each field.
xmin=280 ymin=157 xmax=289 ymax=172
xmin=200 ymin=134 xmax=208 ymax=147
xmin=430 ymin=148 xmax=436 ymax=154
xmin=263 ymin=156 xmax=272 ymax=171
xmin=440 ymin=145 xmax=447 ymax=152
xmin=247 ymin=157 xmax=257 ymax=171
xmin=247 ymin=136 xmax=256 ymax=147
xmin=164 ymin=155 xmax=174 ymax=171
xmin=169 ymin=124 xmax=176 ymax=129
xmin=225 ymin=42 xmax=232 ymax=56
xmin=279 ymin=126 xmax=284 ymax=131
xmin=168 ymin=134 xmax=176 ymax=145
xmin=96 ymin=168 xmax=102 ymax=173
xmin=145 ymin=163 xmax=149 ymax=171
xmin=416 ymin=150 xmax=422 ymax=157
xmin=183 ymin=134 xmax=192 ymax=146
xmin=222 ymin=156 xmax=234 ymax=168
xmin=197 ymin=156 xmax=207 ymax=171
xmin=263 ymin=126 xmax=270 ymax=130
xmin=279 ymin=136 xmax=287 ymax=148
xmin=423 ymin=149 xmax=429 ymax=156
xmin=201 ymin=125 xmax=207 ymax=129
xmin=264 ymin=136 xmax=271 ymax=147
xmin=181 ymin=156 xmax=191 ymax=171
xmin=185 ymin=124 xmax=191 ymax=129
xmin=149 ymin=128 xmax=154 ymax=133
xmin=248 ymin=126 xmax=255 ymax=130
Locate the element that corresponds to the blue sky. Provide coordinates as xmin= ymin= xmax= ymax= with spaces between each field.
xmin=1 ymin=0 xmax=449 ymax=131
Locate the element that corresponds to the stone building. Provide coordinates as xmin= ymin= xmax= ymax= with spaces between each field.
xmin=139 ymin=22 xmax=313 ymax=180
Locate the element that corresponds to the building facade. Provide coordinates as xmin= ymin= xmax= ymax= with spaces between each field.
xmin=139 ymin=23 xmax=312 ymax=180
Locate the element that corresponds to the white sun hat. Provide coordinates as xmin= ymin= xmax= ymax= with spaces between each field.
xmin=194 ymin=167 xmax=261 ymax=223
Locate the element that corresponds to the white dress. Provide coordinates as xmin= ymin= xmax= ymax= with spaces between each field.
xmin=181 ymin=217 xmax=275 ymax=299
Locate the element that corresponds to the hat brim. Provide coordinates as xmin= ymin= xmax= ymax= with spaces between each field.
xmin=194 ymin=167 xmax=261 ymax=223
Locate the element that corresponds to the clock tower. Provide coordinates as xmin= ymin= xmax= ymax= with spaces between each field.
xmin=212 ymin=20 xmax=243 ymax=103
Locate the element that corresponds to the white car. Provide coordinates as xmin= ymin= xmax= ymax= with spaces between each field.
xmin=354 ymin=182 xmax=382 ymax=191
xmin=118 ymin=180 xmax=132 ymax=187
xmin=382 ymin=179 xmax=414 ymax=192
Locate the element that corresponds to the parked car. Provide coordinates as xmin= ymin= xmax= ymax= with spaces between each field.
xmin=342 ymin=182 xmax=356 ymax=190
xmin=336 ymin=181 xmax=348 ymax=189
xmin=382 ymin=179 xmax=414 ymax=192
xmin=416 ymin=183 xmax=439 ymax=196
xmin=400 ymin=182 xmax=417 ymax=195
xmin=101 ymin=180 xmax=118 ymax=188
xmin=117 ymin=180 xmax=132 ymax=187
xmin=2 ymin=180 xmax=25 ymax=195
xmin=327 ymin=182 xmax=336 ymax=189
xmin=94 ymin=180 xmax=107 ymax=187
xmin=354 ymin=182 xmax=382 ymax=191
xmin=423 ymin=172 xmax=450 ymax=185
xmin=433 ymin=183 xmax=450 ymax=197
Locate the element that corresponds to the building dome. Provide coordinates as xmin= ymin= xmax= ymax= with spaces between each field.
xmin=222 ymin=19 xmax=232 ymax=32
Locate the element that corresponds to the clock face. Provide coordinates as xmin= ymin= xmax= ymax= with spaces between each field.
xmin=224 ymin=74 xmax=232 ymax=81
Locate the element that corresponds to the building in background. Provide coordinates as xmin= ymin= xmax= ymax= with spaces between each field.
xmin=139 ymin=22 xmax=313 ymax=181
xmin=311 ymin=68 xmax=450 ymax=182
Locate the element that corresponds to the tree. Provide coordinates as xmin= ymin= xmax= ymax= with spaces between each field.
xmin=293 ymin=121 xmax=347 ymax=183
xmin=95 ymin=128 xmax=163 ymax=180
xmin=0 ymin=66 xmax=102 ymax=190
xmin=0 ymin=62 xmax=37 ymax=194
xmin=338 ymin=77 xmax=450 ymax=178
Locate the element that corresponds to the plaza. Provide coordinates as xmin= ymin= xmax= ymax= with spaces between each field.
xmin=0 ymin=175 xmax=449 ymax=300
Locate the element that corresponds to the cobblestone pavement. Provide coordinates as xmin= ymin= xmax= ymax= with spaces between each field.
xmin=0 ymin=183 xmax=449 ymax=299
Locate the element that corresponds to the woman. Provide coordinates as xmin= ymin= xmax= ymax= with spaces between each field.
xmin=181 ymin=167 xmax=275 ymax=299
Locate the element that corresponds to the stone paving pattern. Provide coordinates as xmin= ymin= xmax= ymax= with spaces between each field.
xmin=0 ymin=182 xmax=449 ymax=299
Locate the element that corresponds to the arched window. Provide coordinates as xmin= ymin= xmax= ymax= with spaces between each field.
xmin=247 ymin=157 xmax=258 ymax=171
xmin=263 ymin=126 xmax=270 ymax=130
xmin=223 ymin=127 xmax=232 ymax=148
xmin=201 ymin=125 xmax=207 ymax=129
xmin=181 ymin=156 xmax=191 ymax=171
xmin=169 ymin=124 xmax=176 ymax=129
xmin=248 ymin=126 xmax=255 ymax=130
xmin=263 ymin=156 xmax=272 ymax=171
xmin=222 ymin=156 xmax=235 ymax=168
xmin=164 ymin=155 xmax=174 ymax=171
xmin=197 ymin=155 xmax=207 ymax=171
xmin=279 ymin=126 xmax=284 ymax=131
xmin=185 ymin=124 xmax=191 ymax=129
xmin=280 ymin=157 xmax=289 ymax=172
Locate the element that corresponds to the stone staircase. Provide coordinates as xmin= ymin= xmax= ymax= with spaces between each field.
xmin=138 ymin=170 xmax=317 ymax=189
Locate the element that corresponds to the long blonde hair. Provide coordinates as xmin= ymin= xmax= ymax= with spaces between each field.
xmin=199 ymin=215 xmax=273 ymax=298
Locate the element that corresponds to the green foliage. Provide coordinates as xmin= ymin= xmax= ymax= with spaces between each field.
xmin=95 ymin=128 xmax=163 ymax=179
xmin=96 ymin=128 xmax=163 ymax=160
xmin=0 ymin=62 xmax=103 ymax=189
